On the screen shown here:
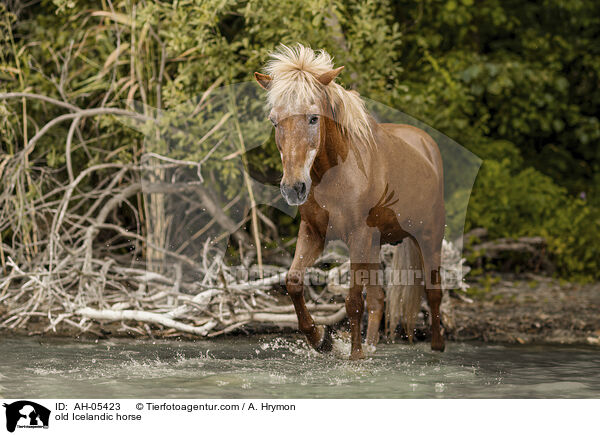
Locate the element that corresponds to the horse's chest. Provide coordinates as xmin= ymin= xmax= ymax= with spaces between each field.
xmin=305 ymin=201 xmax=365 ymax=241
xmin=304 ymin=194 xmax=415 ymax=245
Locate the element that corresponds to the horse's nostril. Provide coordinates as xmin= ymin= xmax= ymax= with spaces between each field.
xmin=281 ymin=182 xmax=308 ymax=204
xmin=294 ymin=182 xmax=306 ymax=197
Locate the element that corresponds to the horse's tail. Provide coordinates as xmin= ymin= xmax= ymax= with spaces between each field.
xmin=385 ymin=238 xmax=425 ymax=343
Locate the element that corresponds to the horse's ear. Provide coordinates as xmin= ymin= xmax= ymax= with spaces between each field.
xmin=254 ymin=72 xmax=272 ymax=90
xmin=317 ymin=66 xmax=344 ymax=86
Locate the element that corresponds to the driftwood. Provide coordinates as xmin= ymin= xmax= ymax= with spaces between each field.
xmin=465 ymin=228 xmax=549 ymax=272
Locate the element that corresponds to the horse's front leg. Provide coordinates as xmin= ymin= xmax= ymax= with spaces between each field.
xmin=286 ymin=220 xmax=330 ymax=351
xmin=347 ymin=228 xmax=380 ymax=360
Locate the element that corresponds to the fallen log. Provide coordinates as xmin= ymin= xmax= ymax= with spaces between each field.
xmin=77 ymin=307 xmax=218 ymax=336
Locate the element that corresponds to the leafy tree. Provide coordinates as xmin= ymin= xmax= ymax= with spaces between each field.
xmin=1 ymin=0 xmax=599 ymax=279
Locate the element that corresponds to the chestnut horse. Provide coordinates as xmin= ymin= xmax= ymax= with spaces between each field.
xmin=254 ymin=44 xmax=445 ymax=360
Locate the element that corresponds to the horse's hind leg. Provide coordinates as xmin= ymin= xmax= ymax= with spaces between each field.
xmin=365 ymin=263 xmax=385 ymax=347
xmin=419 ymin=237 xmax=445 ymax=352
xmin=426 ymin=286 xmax=444 ymax=351
xmin=346 ymin=260 xmax=366 ymax=360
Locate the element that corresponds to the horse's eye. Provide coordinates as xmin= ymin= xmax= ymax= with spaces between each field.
xmin=309 ymin=115 xmax=319 ymax=125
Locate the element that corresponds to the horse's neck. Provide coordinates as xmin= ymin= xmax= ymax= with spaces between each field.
xmin=312 ymin=120 xmax=352 ymax=177
xmin=312 ymin=117 xmax=377 ymax=183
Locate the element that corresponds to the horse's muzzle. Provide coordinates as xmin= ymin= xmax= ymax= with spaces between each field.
xmin=281 ymin=181 xmax=309 ymax=205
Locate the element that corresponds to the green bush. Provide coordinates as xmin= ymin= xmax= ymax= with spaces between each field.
xmin=546 ymin=198 xmax=600 ymax=280
xmin=1 ymin=0 xmax=599 ymax=281
xmin=466 ymin=158 xmax=600 ymax=280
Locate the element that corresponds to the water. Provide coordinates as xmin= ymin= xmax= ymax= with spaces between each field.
xmin=0 ymin=335 xmax=598 ymax=398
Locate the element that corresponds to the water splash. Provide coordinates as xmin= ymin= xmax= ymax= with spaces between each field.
xmin=2 ymin=337 xmax=599 ymax=398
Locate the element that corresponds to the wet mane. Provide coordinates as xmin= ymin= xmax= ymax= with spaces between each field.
xmin=263 ymin=44 xmax=374 ymax=147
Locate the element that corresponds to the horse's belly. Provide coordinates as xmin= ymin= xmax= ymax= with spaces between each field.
xmin=368 ymin=213 xmax=411 ymax=245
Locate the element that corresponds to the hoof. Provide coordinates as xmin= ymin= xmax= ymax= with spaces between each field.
xmin=431 ymin=338 xmax=445 ymax=352
xmin=349 ymin=349 xmax=365 ymax=360
xmin=314 ymin=325 xmax=333 ymax=353
xmin=364 ymin=343 xmax=377 ymax=355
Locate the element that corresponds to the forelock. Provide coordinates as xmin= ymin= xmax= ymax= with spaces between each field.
xmin=262 ymin=43 xmax=374 ymax=147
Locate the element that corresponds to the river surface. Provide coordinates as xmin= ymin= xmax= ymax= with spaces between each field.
xmin=0 ymin=335 xmax=598 ymax=398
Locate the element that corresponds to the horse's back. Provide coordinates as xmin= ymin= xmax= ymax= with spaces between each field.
xmin=379 ymin=123 xmax=443 ymax=177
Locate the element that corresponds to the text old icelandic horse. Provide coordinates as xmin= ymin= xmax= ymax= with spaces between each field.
xmin=254 ymin=45 xmax=446 ymax=360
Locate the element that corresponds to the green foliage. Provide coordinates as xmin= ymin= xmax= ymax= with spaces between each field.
xmin=545 ymin=198 xmax=600 ymax=280
xmin=467 ymin=159 xmax=567 ymax=237
xmin=467 ymin=159 xmax=600 ymax=280
xmin=389 ymin=0 xmax=600 ymax=279
xmin=1 ymin=0 xmax=599 ymax=279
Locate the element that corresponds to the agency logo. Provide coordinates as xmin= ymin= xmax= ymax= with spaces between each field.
xmin=2 ymin=401 xmax=50 ymax=433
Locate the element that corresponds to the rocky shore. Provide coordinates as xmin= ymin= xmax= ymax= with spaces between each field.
xmin=445 ymin=274 xmax=600 ymax=347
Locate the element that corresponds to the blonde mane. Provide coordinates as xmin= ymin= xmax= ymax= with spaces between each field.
xmin=263 ymin=44 xmax=374 ymax=147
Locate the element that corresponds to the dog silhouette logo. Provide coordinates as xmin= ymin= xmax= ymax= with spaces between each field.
xmin=3 ymin=401 xmax=50 ymax=432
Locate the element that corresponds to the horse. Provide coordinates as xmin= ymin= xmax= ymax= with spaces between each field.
xmin=254 ymin=44 xmax=446 ymax=360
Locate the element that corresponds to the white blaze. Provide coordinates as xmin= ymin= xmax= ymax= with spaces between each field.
xmin=303 ymin=149 xmax=317 ymax=182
